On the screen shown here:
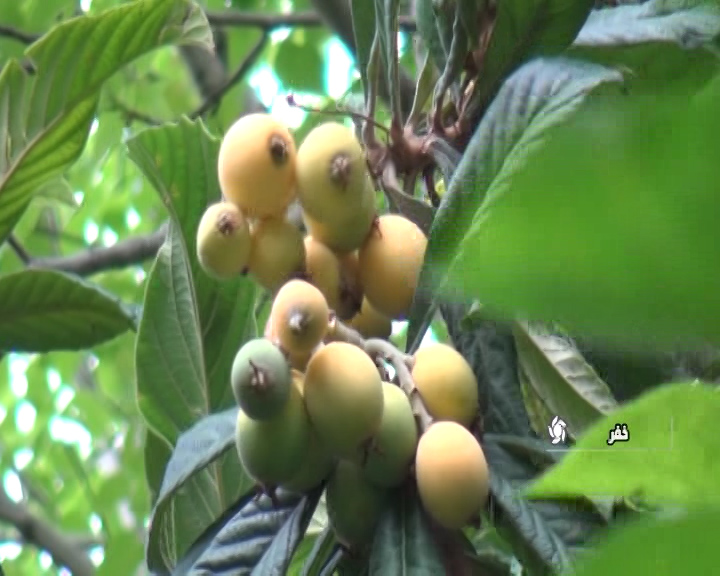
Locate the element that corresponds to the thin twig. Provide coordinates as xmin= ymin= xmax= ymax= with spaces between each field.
xmin=0 ymin=24 xmax=39 ymax=44
xmin=107 ymin=95 xmax=162 ymax=126
xmin=206 ymin=10 xmax=416 ymax=32
xmin=6 ymin=235 xmax=31 ymax=265
xmin=190 ymin=33 xmax=269 ymax=119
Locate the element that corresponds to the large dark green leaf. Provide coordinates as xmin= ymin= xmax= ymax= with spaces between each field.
xmin=0 ymin=0 xmax=212 ymax=243
xmin=570 ymin=0 xmax=720 ymax=93
xmin=466 ymin=0 xmax=594 ymax=119
xmin=128 ymin=118 xmax=257 ymax=571
xmin=0 ymin=269 xmax=134 ymax=352
xmin=571 ymin=507 xmax=720 ymax=576
xmin=172 ymin=489 xmax=306 ymax=575
xmin=447 ymin=75 xmax=720 ymax=347
xmin=483 ymin=435 xmax=607 ymax=575
xmin=513 ymin=321 xmax=618 ymax=438
xmin=273 ymin=31 xmax=324 ymax=94
xmin=526 ymin=382 xmax=720 ymax=506
xmin=251 ymin=488 xmax=323 ymax=575
xmin=407 ymin=57 xmax=623 ymax=351
xmin=368 ymin=487 xmax=444 ymax=574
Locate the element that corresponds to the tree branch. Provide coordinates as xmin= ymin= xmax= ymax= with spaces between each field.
xmin=0 ymin=24 xmax=39 ymax=44
xmin=205 ymin=10 xmax=416 ymax=32
xmin=190 ymin=33 xmax=269 ymax=119
xmin=0 ymin=487 xmax=95 ymax=576
xmin=29 ymin=226 xmax=167 ymax=277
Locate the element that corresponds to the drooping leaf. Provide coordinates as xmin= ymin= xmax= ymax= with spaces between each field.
xmin=526 ymin=382 xmax=720 ymax=506
xmin=571 ymin=507 xmax=720 ymax=576
xmin=0 ymin=0 xmax=213 ymax=243
xmin=513 ymin=321 xmax=618 ymax=438
xmin=0 ymin=269 xmax=134 ymax=352
xmin=415 ymin=0 xmax=449 ymax=74
xmin=350 ymin=0 xmax=377 ymax=101
xmin=466 ymin=0 xmax=595 ymax=119
xmin=406 ymin=57 xmax=623 ymax=351
xmin=147 ymin=407 xmax=253 ymax=571
xmin=407 ymin=52 xmax=439 ymax=128
xmin=570 ymin=0 xmax=720 ymax=93
xmin=448 ymin=77 xmax=720 ymax=347
xmin=484 ymin=435 xmax=607 ymax=575
xmin=251 ymin=488 xmax=323 ymax=575
xmin=441 ymin=303 xmax=533 ymax=436
xmin=174 ymin=489 xmax=304 ymax=575
xmin=129 ymin=118 xmax=256 ymax=571
xmin=368 ymin=487 xmax=444 ymax=574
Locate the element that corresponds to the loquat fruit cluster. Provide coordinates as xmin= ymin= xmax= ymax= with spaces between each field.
xmin=195 ymin=113 xmax=428 ymax=330
xmin=198 ymin=113 xmax=491 ymax=550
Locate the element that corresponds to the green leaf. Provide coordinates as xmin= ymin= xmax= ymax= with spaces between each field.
xmin=299 ymin=527 xmax=341 ymax=576
xmin=483 ymin=436 xmax=607 ymax=575
xmin=525 ymin=382 xmax=720 ymax=506
xmin=570 ymin=507 xmax=720 ymax=576
xmin=273 ymin=31 xmax=325 ymax=94
xmin=513 ymin=321 xmax=618 ymax=438
xmin=374 ymin=0 xmax=402 ymax=118
xmin=128 ymin=118 xmax=256 ymax=570
xmin=128 ymin=117 xmax=257 ymax=443
xmin=0 ymin=0 xmax=213 ymax=244
xmin=0 ymin=269 xmax=134 ymax=352
xmin=448 ymin=80 xmax=720 ymax=347
xmin=570 ymin=0 xmax=720 ymax=94
xmin=350 ymin=0 xmax=377 ymax=101
xmin=467 ymin=0 xmax=595 ymax=116
xmin=414 ymin=0 xmax=449 ymax=74
xmin=407 ymin=51 xmax=438 ymax=128
xmin=368 ymin=488 xmax=444 ymax=574
xmin=406 ymin=57 xmax=622 ymax=352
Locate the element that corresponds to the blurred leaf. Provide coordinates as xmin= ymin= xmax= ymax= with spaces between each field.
xmin=407 ymin=52 xmax=438 ymax=127
xmin=484 ymin=436 xmax=607 ymax=575
xmin=350 ymin=0 xmax=377 ymax=101
xmin=570 ymin=0 xmax=720 ymax=93
xmin=407 ymin=57 xmax=622 ymax=351
xmin=0 ymin=269 xmax=134 ymax=352
xmin=570 ymin=507 xmax=720 ymax=576
xmin=513 ymin=321 xmax=618 ymax=437
xmin=368 ymin=487 xmax=445 ymax=574
xmin=251 ymin=488 xmax=323 ymax=575
xmin=526 ymin=382 xmax=720 ymax=506
xmin=468 ymin=0 xmax=595 ymax=115
xmin=35 ymin=177 xmax=77 ymax=207
xmin=173 ymin=489 xmax=305 ymax=575
xmin=449 ymin=81 xmax=720 ymax=347
xmin=0 ymin=0 xmax=213 ymax=243
xmin=274 ymin=32 xmax=324 ymax=94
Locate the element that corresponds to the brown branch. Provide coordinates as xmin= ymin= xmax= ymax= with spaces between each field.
xmin=29 ymin=226 xmax=167 ymax=277
xmin=191 ymin=33 xmax=269 ymax=119
xmin=206 ymin=10 xmax=416 ymax=32
xmin=6 ymin=235 xmax=31 ymax=264
xmin=0 ymin=486 xmax=95 ymax=576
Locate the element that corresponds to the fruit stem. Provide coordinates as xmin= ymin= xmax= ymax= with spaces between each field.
xmin=364 ymin=338 xmax=433 ymax=432
xmin=323 ymin=317 xmax=434 ymax=431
